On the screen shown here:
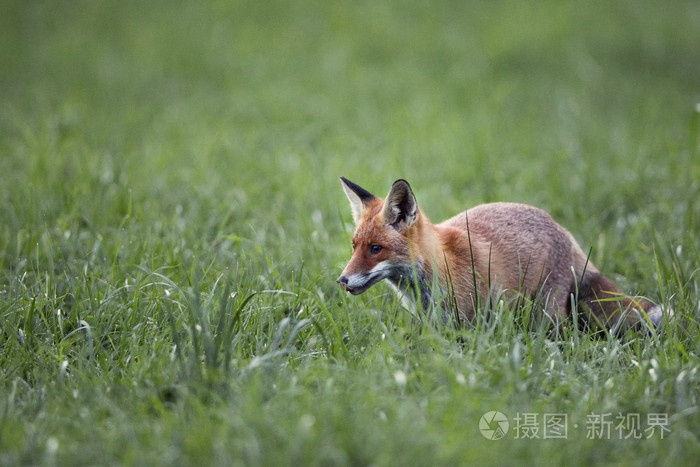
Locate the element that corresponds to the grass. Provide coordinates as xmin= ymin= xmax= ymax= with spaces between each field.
xmin=1 ymin=0 xmax=700 ymax=464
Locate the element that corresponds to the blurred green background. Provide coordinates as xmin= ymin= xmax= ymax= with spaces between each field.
xmin=3 ymin=0 xmax=699 ymax=274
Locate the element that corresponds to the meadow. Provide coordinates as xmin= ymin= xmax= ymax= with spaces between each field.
xmin=1 ymin=0 xmax=700 ymax=465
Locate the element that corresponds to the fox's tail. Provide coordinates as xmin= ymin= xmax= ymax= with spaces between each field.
xmin=576 ymin=271 xmax=671 ymax=332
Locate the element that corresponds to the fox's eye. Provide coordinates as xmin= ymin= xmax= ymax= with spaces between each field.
xmin=351 ymin=241 xmax=356 ymax=250
xmin=369 ymin=244 xmax=383 ymax=255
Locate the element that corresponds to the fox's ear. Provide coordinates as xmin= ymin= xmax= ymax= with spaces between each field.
xmin=383 ymin=179 xmax=418 ymax=232
xmin=340 ymin=177 xmax=376 ymax=224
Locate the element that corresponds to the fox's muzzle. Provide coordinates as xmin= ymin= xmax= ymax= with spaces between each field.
xmin=337 ymin=274 xmax=374 ymax=295
xmin=336 ymin=275 xmax=354 ymax=293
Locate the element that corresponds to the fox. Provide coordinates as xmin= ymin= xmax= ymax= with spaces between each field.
xmin=337 ymin=177 xmax=669 ymax=332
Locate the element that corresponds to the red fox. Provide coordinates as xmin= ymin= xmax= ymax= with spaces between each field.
xmin=337 ymin=177 xmax=668 ymax=331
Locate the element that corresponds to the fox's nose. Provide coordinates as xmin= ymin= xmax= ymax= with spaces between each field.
xmin=337 ymin=276 xmax=353 ymax=292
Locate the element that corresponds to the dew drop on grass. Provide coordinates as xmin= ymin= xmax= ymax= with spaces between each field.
xmin=676 ymin=370 xmax=686 ymax=383
xmin=46 ymin=437 xmax=59 ymax=455
xmin=649 ymin=368 xmax=658 ymax=382
xmin=649 ymin=359 xmax=659 ymax=382
xmin=299 ymin=414 xmax=315 ymax=432
xmin=393 ymin=370 xmax=407 ymax=387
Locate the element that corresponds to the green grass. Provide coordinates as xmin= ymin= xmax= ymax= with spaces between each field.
xmin=2 ymin=0 xmax=700 ymax=464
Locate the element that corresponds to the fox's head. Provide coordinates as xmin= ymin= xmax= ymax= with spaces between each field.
xmin=337 ymin=177 xmax=419 ymax=295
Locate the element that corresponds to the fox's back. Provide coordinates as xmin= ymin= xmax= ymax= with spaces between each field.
xmin=443 ymin=202 xmax=571 ymax=251
xmin=437 ymin=202 xmax=590 ymax=310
